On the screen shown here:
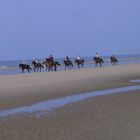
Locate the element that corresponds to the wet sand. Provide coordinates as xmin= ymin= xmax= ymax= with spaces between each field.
xmin=0 ymin=64 xmax=140 ymax=139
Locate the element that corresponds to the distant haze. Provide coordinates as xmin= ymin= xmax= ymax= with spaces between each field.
xmin=0 ymin=0 xmax=140 ymax=60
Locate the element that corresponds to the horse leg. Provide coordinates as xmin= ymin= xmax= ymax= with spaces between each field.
xmin=78 ymin=64 xmax=80 ymax=69
xmin=22 ymin=68 xmax=25 ymax=73
xmin=48 ymin=67 xmax=50 ymax=72
xmin=54 ymin=66 xmax=57 ymax=71
xmin=37 ymin=67 xmax=39 ymax=72
xmin=51 ymin=66 xmax=53 ymax=71
xmin=95 ymin=63 xmax=97 ymax=68
xmin=71 ymin=64 xmax=74 ymax=69
xmin=46 ymin=65 xmax=48 ymax=71
xmin=21 ymin=68 xmax=23 ymax=73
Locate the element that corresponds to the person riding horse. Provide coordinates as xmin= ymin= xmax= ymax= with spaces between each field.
xmin=76 ymin=55 xmax=81 ymax=61
xmin=93 ymin=53 xmax=104 ymax=67
xmin=32 ymin=60 xmax=44 ymax=72
xmin=49 ymin=55 xmax=54 ymax=63
xmin=75 ymin=56 xmax=85 ymax=68
xmin=63 ymin=56 xmax=73 ymax=70
xmin=110 ymin=55 xmax=118 ymax=65
xmin=42 ymin=56 xmax=61 ymax=71
xmin=66 ymin=56 xmax=70 ymax=61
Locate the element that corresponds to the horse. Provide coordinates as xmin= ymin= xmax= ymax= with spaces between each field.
xmin=75 ymin=59 xmax=85 ymax=68
xmin=93 ymin=57 xmax=104 ymax=67
xmin=110 ymin=56 xmax=118 ymax=65
xmin=32 ymin=61 xmax=44 ymax=72
xmin=63 ymin=60 xmax=74 ymax=70
xmin=43 ymin=58 xmax=61 ymax=71
xmin=19 ymin=64 xmax=32 ymax=73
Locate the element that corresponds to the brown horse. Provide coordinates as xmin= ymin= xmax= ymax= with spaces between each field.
xmin=75 ymin=59 xmax=85 ymax=68
xmin=110 ymin=56 xmax=118 ymax=65
xmin=19 ymin=64 xmax=32 ymax=73
xmin=93 ymin=57 xmax=104 ymax=67
xmin=63 ymin=60 xmax=74 ymax=70
xmin=43 ymin=58 xmax=61 ymax=71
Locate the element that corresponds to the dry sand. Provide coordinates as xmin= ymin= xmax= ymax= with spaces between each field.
xmin=0 ymin=64 xmax=140 ymax=140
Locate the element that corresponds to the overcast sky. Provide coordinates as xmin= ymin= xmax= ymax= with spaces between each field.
xmin=0 ymin=0 xmax=140 ymax=60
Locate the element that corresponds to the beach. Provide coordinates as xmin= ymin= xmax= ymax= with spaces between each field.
xmin=0 ymin=64 xmax=140 ymax=140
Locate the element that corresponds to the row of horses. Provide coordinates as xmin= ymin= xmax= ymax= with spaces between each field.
xmin=19 ymin=57 xmax=118 ymax=73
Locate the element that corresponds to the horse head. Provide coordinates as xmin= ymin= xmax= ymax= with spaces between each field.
xmin=55 ymin=61 xmax=61 ymax=66
xmin=32 ymin=60 xmax=36 ymax=66
xmin=100 ymin=58 xmax=104 ymax=63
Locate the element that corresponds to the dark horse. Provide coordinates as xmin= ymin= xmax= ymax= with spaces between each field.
xmin=75 ymin=59 xmax=85 ymax=68
xmin=110 ymin=56 xmax=118 ymax=65
xmin=32 ymin=61 xmax=44 ymax=72
xmin=63 ymin=60 xmax=74 ymax=70
xmin=43 ymin=58 xmax=61 ymax=71
xmin=93 ymin=57 xmax=104 ymax=67
xmin=19 ymin=64 xmax=32 ymax=73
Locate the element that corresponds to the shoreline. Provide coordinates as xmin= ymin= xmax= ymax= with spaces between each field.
xmin=0 ymin=59 xmax=140 ymax=76
xmin=0 ymin=64 xmax=140 ymax=110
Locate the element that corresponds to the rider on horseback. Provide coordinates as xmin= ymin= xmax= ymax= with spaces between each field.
xmin=110 ymin=55 xmax=118 ymax=65
xmin=77 ymin=55 xmax=81 ymax=60
xmin=49 ymin=55 xmax=54 ymax=62
xmin=35 ymin=58 xmax=39 ymax=64
xmin=93 ymin=52 xmax=104 ymax=67
xmin=66 ymin=56 xmax=70 ymax=61
xmin=95 ymin=52 xmax=100 ymax=59
xmin=22 ymin=60 xmax=27 ymax=64
xmin=110 ymin=55 xmax=116 ymax=60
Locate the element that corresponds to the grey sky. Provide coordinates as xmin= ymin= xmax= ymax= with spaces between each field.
xmin=0 ymin=0 xmax=140 ymax=60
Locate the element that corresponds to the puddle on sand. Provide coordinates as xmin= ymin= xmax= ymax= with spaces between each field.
xmin=0 ymin=80 xmax=140 ymax=117
xmin=131 ymin=79 xmax=140 ymax=83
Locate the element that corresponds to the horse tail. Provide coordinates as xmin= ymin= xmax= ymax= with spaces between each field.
xmin=55 ymin=61 xmax=61 ymax=66
xmin=70 ymin=61 xmax=74 ymax=67
xmin=28 ymin=65 xmax=32 ymax=70
xmin=101 ymin=58 xmax=104 ymax=63
xmin=19 ymin=64 xmax=21 ymax=68
xmin=93 ymin=57 xmax=96 ymax=61
xmin=63 ymin=60 xmax=65 ymax=65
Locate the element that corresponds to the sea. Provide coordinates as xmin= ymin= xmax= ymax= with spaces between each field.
xmin=0 ymin=54 xmax=140 ymax=76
